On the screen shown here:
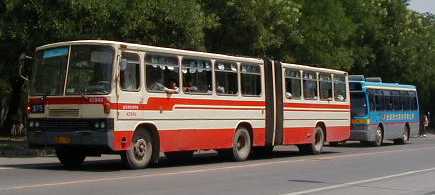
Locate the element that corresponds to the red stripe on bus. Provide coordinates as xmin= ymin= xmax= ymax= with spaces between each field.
xmin=284 ymin=109 xmax=350 ymax=112
xmin=113 ymin=127 xmax=267 ymax=152
xmin=283 ymin=126 xmax=350 ymax=144
xmin=30 ymin=97 xmax=349 ymax=111
xmin=176 ymin=107 xmax=265 ymax=110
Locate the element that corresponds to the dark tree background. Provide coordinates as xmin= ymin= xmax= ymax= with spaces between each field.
xmin=0 ymin=0 xmax=434 ymax=135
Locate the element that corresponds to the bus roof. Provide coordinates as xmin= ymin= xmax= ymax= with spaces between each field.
xmin=350 ymin=80 xmax=416 ymax=91
xmin=36 ymin=40 xmax=347 ymax=74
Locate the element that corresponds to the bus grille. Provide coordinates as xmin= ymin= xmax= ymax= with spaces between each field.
xmin=39 ymin=120 xmax=91 ymax=131
xmin=49 ymin=109 xmax=80 ymax=117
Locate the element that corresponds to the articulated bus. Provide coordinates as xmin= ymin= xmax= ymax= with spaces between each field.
xmin=26 ymin=40 xmax=350 ymax=169
xmin=349 ymin=75 xmax=419 ymax=146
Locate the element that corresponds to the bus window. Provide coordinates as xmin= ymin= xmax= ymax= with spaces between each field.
xmin=215 ymin=61 xmax=238 ymax=95
xmin=409 ymin=91 xmax=418 ymax=110
xmin=120 ymin=52 xmax=140 ymax=91
xmin=303 ymin=71 xmax=318 ymax=100
xmin=351 ymin=92 xmax=367 ymax=117
xmin=145 ymin=54 xmax=179 ymax=92
xmin=319 ymin=73 xmax=332 ymax=101
xmin=375 ymin=93 xmax=384 ymax=111
xmin=333 ymin=75 xmax=346 ymax=101
xmin=368 ymin=92 xmax=376 ymax=111
xmin=384 ymin=95 xmax=393 ymax=111
xmin=284 ymin=69 xmax=301 ymax=99
xmin=241 ymin=64 xmax=261 ymax=96
xmin=392 ymin=91 xmax=402 ymax=111
xmin=182 ymin=58 xmax=212 ymax=94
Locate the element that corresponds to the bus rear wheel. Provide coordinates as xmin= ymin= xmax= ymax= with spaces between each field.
xmin=55 ymin=146 xmax=86 ymax=169
xmin=121 ymin=130 xmax=153 ymax=169
xmin=394 ymin=126 xmax=410 ymax=145
xmin=230 ymin=127 xmax=252 ymax=161
xmin=298 ymin=126 xmax=324 ymax=155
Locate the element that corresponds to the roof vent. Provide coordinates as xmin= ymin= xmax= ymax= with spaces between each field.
xmin=349 ymin=75 xmax=365 ymax=81
xmin=366 ymin=77 xmax=382 ymax=82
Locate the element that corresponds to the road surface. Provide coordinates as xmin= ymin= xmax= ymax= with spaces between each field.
xmin=1 ymin=136 xmax=435 ymax=195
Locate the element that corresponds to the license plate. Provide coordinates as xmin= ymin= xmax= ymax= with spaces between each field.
xmin=55 ymin=136 xmax=72 ymax=144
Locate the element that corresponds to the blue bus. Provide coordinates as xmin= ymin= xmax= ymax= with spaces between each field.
xmin=349 ymin=76 xmax=419 ymax=146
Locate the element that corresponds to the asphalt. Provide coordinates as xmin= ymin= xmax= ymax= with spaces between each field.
xmin=0 ymin=136 xmax=435 ymax=195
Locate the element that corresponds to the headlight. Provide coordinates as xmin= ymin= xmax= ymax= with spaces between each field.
xmin=29 ymin=121 xmax=34 ymax=128
xmin=94 ymin=122 xmax=100 ymax=129
xmin=100 ymin=121 xmax=106 ymax=129
xmin=34 ymin=121 xmax=40 ymax=127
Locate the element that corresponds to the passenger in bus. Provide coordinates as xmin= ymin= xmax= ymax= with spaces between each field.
xmin=216 ymin=86 xmax=225 ymax=94
xmin=164 ymin=81 xmax=179 ymax=94
xmin=183 ymin=81 xmax=198 ymax=93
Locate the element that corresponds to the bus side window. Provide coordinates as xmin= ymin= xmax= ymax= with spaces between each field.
xmin=182 ymin=58 xmax=212 ymax=94
xmin=215 ymin=61 xmax=238 ymax=95
xmin=241 ymin=64 xmax=261 ymax=96
xmin=333 ymin=75 xmax=346 ymax=102
xmin=375 ymin=91 xmax=384 ymax=111
xmin=369 ymin=93 xmax=376 ymax=111
xmin=120 ymin=52 xmax=140 ymax=91
xmin=284 ymin=68 xmax=301 ymax=99
xmin=409 ymin=91 xmax=418 ymax=111
xmin=145 ymin=54 xmax=179 ymax=93
xmin=319 ymin=73 xmax=332 ymax=101
xmin=303 ymin=71 xmax=318 ymax=100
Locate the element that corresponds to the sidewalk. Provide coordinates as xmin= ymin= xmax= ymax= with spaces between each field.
xmin=0 ymin=136 xmax=53 ymax=157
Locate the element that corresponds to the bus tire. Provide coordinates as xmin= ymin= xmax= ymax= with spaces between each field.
xmin=165 ymin=151 xmax=194 ymax=162
xmin=231 ymin=127 xmax=252 ymax=161
xmin=370 ymin=126 xmax=383 ymax=147
xmin=55 ymin=146 xmax=86 ymax=169
xmin=121 ymin=130 xmax=153 ymax=169
xmin=297 ymin=126 xmax=325 ymax=155
xmin=394 ymin=126 xmax=410 ymax=145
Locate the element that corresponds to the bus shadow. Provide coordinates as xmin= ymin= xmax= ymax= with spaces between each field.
xmin=327 ymin=141 xmax=396 ymax=148
xmin=3 ymin=150 xmax=339 ymax=172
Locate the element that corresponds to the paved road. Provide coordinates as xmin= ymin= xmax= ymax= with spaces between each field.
xmin=1 ymin=136 xmax=435 ymax=195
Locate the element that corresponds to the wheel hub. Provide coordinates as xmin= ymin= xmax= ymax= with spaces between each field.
xmin=134 ymin=138 xmax=147 ymax=159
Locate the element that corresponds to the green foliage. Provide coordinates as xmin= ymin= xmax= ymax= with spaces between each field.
xmin=0 ymin=0 xmax=434 ymax=113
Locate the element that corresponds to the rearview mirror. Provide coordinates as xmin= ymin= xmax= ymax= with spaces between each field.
xmin=18 ymin=53 xmax=33 ymax=81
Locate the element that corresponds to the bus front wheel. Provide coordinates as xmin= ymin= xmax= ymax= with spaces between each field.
xmin=370 ymin=126 xmax=383 ymax=147
xmin=121 ymin=130 xmax=153 ymax=169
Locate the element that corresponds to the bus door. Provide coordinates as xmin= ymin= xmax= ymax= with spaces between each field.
xmin=116 ymin=51 xmax=143 ymax=120
xmin=264 ymin=59 xmax=284 ymax=146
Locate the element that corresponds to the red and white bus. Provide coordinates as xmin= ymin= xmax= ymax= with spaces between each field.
xmin=26 ymin=40 xmax=350 ymax=169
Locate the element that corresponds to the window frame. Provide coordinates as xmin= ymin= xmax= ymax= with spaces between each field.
xmin=240 ymin=63 xmax=262 ymax=97
xmin=284 ymin=68 xmax=302 ymax=100
xmin=302 ymin=71 xmax=318 ymax=100
xmin=319 ymin=73 xmax=333 ymax=101
xmin=144 ymin=53 xmax=180 ymax=94
xmin=214 ymin=60 xmax=239 ymax=96
xmin=119 ymin=52 xmax=141 ymax=92
xmin=181 ymin=57 xmax=213 ymax=95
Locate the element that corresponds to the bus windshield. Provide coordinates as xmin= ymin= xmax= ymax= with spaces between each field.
xmin=351 ymin=92 xmax=367 ymax=117
xmin=31 ymin=45 xmax=114 ymax=96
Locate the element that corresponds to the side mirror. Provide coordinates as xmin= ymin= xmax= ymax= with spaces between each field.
xmin=18 ymin=53 xmax=33 ymax=81
xmin=285 ymin=92 xmax=292 ymax=99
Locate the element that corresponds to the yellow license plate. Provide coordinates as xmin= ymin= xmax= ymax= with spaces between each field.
xmin=55 ymin=136 xmax=72 ymax=144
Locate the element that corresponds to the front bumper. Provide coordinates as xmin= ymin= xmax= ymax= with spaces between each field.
xmin=27 ymin=118 xmax=115 ymax=152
